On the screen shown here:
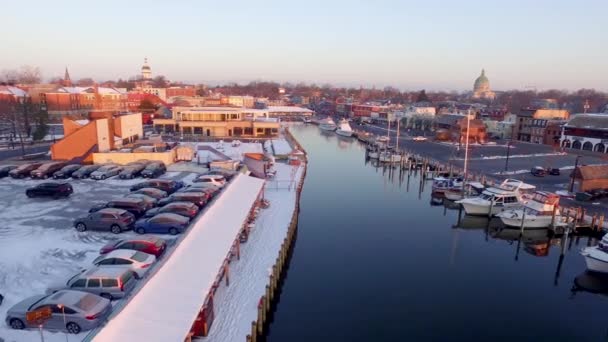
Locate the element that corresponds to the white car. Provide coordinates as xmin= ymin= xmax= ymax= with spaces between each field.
xmin=413 ymin=136 xmax=428 ymax=142
xmin=194 ymin=174 xmax=226 ymax=188
xmin=92 ymin=250 xmax=156 ymax=278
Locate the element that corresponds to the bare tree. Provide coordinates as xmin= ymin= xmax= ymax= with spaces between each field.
xmin=76 ymin=78 xmax=95 ymax=86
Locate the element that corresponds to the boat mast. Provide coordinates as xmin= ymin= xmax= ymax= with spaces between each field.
xmin=462 ymin=110 xmax=471 ymax=194
xmin=396 ymin=116 xmax=400 ymax=152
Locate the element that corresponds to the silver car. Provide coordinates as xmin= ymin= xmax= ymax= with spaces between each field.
xmin=90 ymin=165 xmax=122 ymax=180
xmin=48 ymin=267 xmax=138 ymax=300
xmin=5 ymin=290 xmax=111 ymax=334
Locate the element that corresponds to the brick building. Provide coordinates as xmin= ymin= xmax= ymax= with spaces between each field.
xmin=514 ymin=109 xmax=569 ymax=144
xmin=41 ymin=86 xmax=127 ymax=123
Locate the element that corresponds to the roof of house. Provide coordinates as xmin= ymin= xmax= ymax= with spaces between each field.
xmin=0 ymin=85 xmax=27 ymax=97
xmin=435 ymin=114 xmax=466 ymax=126
xmin=574 ymin=165 xmax=608 ymax=180
xmin=565 ymin=114 xmax=608 ymax=131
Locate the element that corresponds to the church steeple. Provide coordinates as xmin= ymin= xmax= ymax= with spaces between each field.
xmin=64 ymin=67 xmax=72 ymax=86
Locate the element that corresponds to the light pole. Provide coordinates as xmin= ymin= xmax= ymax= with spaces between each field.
xmin=57 ymin=304 xmax=68 ymax=342
xmin=569 ymin=156 xmax=582 ymax=193
xmin=504 ymin=139 xmax=511 ymax=172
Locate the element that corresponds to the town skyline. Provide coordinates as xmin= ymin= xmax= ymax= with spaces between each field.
xmin=2 ymin=0 xmax=607 ymax=91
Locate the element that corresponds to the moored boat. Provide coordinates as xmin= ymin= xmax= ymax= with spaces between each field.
xmin=432 ymin=177 xmax=464 ymax=194
xmin=581 ymin=236 xmax=608 ymax=273
xmin=379 ymin=151 xmax=402 ymax=163
xmin=444 ymin=181 xmax=485 ymax=201
xmin=335 ymin=119 xmax=354 ymax=137
xmin=319 ymin=117 xmax=337 ymax=131
xmin=497 ymin=191 xmax=566 ymax=229
xmin=456 ymin=179 xmax=530 ymax=216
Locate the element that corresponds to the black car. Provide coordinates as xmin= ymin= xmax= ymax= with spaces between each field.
xmin=119 ymin=164 xmax=146 ymax=179
xmin=26 ymin=182 xmax=73 ymax=199
xmin=141 ymin=162 xmax=166 ymax=178
xmin=71 ymin=165 xmax=102 ymax=179
xmin=158 ymin=192 xmax=208 ymax=208
xmin=89 ymin=198 xmax=150 ymax=218
xmin=9 ymin=163 xmax=43 ymax=178
xmin=548 ymin=168 xmax=560 ymax=176
xmin=53 ymin=164 xmax=82 ymax=179
xmin=0 ymin=165 xmax=17 ymax=178
xmin=130 ymin=179 xmax=182 ymax=194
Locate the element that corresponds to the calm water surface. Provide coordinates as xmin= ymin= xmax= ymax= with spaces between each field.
xmin=266 ymin=125 xmax=608 ymax=342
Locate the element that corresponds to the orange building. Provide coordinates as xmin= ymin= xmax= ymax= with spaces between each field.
xmin=166 ymin=86 xmax=196 ymax=98
xmin=51 ymin=113 xmax=143 ymax=163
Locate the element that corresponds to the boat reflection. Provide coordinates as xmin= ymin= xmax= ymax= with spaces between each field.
xmin=571 ymin=271 xmax=608 ymax=298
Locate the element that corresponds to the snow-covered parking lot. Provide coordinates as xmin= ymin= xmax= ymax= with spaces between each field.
xmin=0 ymin=172 xmax=195 ymax=342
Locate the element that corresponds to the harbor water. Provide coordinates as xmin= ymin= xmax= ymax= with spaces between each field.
xmin=265 ymin=124 xmax=607 ymax=341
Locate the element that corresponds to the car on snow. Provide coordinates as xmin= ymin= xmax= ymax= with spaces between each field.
xmin=0 ymin=165 xmax=17 ymax=178
xmin=144 ymin=201 xmax=199 ymax=219
xmin=134 ymin=213 xmax=190 ymax=235
xmin=74 ymin=208 xmax=135 ymax=234
xmin=71 ymin=164 xmax=102 ymax=179
xmin=100 ymin=236 xmax=167 ymax=257
xmin=92 ymin=250 xmax=156 ymax=279
xmin=30 ymin=161 xmax=66 ymax=179
xmin=53 ymin=164 xmax=82 ymax=179
xmin=9 ymin=162 xmax=43 ymax=178
xmin=26 ymin=182 xmax=73 ymax=199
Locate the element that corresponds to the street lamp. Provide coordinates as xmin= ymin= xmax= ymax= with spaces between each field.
xmin=57 ymin=304 xmax=69 ymax=342
xmin=569 ymin=155 xmax=582 ymax=193
xmin=504 ymin=139 xmax=512 ymax=172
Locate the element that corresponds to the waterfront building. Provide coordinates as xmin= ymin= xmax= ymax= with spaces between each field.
xmin=350 ymin=104 xmax=389 ymax=119
xmin=513 ymin=109 xmax=569 ymax=144
xmin=484 ymin=113 xmax=515 ymax=139
xmin=572 ymin=165 xmax=608 ymax=192
xmin=227 ymin=95 xmax=255 ymax=108
xmin=471 ymin=69 xmax=496 ymax=100
xmin=560 ymin=113 xmax=608 ymax=152
xmin=153 ymin=106 xmax=279 ymax=137
xmin=435 ymin=113 xmax=487 ymax=143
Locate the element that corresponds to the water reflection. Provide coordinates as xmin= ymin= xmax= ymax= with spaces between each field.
xmin=572 ymin=271 xmax=608 ymax=297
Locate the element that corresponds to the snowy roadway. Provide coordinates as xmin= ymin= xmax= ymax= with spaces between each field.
xmin=0 ymin=171 xmax=196 ymax=342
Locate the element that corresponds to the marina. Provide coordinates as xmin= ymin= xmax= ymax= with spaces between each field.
xmin=264 ymin=124 xmax=608 ymax=341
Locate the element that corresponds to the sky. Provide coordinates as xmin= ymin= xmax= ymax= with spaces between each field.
xmin=1 ymin=0 xmax=606 ymax=91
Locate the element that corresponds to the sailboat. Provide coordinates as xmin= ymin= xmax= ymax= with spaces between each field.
xmin=379 ymin=117 xmax=402 ymax=163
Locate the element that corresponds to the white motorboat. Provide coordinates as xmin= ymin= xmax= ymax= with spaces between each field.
xmin=376 ymin=136 xmax=389 ymax=144
xmin=432 ymin=177 xmax=464 ymax=194
xmin=335 ymin=119 xmax=354 ymax=137
xmin=379 ymin=151 xmax=402 ymax=163
xmin=581 ymin=236 xmax=608 ymax=273
xmin=456 ymin=179 xmax=530 ymax=216
xmin=303 ymin=117 xmax=312 ymax=124
xmin=444 ymin=181 xmax=485 ymax=201
xmin=497 ymin=191 xmax=567 ymax=229
xmin=319 ymin=117 xmax=337 ymax=131
xmin=368 ymin=151 xmax=379 ymax=159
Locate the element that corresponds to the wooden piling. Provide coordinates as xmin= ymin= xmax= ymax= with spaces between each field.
xmin=224 ymin=263 xmax=230 ymax=286
xmin=519 ymin=210 xmax=527 ymax=234
xmin=599 ymin=214 xmax=605 ymax=231
xmin=257 ymin=299 xmax=264 ymax=334
xmin=251 ymin=321 xmax=257 ymax=342
xmin=591 ymin=214 xmax=598 ymax=230
xmin=488 ymin=200 xmax=494 ymax=218
xmin=550 ymin=205 xmax=557 ymax=230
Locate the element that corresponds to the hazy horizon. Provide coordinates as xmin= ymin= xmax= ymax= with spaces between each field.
xmin=2 ymin=0 xmax=607 ymax=92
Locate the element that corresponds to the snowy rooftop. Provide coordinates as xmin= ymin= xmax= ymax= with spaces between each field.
xmin=268 ymin=106 xmax=313 ymax=113
xmin=0 ymin=85 xmax=27 ymax=97
xmin=90 ymin=174 xmax=265 ymax=342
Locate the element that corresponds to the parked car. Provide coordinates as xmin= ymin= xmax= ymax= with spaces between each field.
xmin=177 ymin=187 xmax=216 ymax=199
xmin=413 ymin=136 xmax=428 ymax=142
xmin=89 ymin=198 xmax=151 ymax=218
xmin=140 ymin=162 xmax=166 ymax=178
xmin=71 ymin=164 xmax=102 ymax=179
xmin=31 ymin=162 xmax=66 ymax=179
xmin=5 ymin=290 xmax=111 ymax=334
xmin=9 ymin=162 xmax=43 ymax=178
xmin=131 ymin=187 xmax=168 ymax=199
xmin=92 ymin=250 xmax=156 ymax=279
xmin=192 ymin=174 xmax=226 ymax=187
xmin=144 ymin=201 xmax=199 ymax=219
xmin=0 ymin=165 xmax=17 ymax=178
xmin=26 ymin=182 xmax=73 ymax=199
xmin=130 ymin=179 xmax=182 ymax=194
xmin=205 ymin=169 xmax=237 ymax=181
xmin=90 ymin=165 xmax=122 ymax=180
xmin=100 ymin=236 xmax=167 ymax=257
xmin=119 ymin=163 xmax=146 ymax=179
xmin=134 ymin=213 xmax=190 ymax=235
xmin=49 ymin=267 xmax=137 ymax=300
xmin=531 ymin=166 xmax=546 ymax=177
xmin=185 ymin=183 xmax=221 ymax=193
xmin=548 ymin=168 xmax=561 ymax=176
xmin=74 ymin=208 xmax=135 ymax=234
xmin=53 ymin=164 xmax=82 ymax=179
xmin=125 ymin=193 xmax=158 ymax=207
xmin=158 ymin=192 xmax=208 ymax=208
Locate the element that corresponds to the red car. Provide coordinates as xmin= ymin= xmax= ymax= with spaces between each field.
xmin=100 ymin=237 xmax=167 ymax=257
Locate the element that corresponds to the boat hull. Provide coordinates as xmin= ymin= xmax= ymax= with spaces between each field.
xmin=379 ymin=154 xmax=402 ymax=163
xmin=582 ymin=249 xmax=608 ymax=273
xmin=458 ymin=200 xmax=515 ymax=216
xmin=319 ymin=124 xmax=337 ymax=131
xmin=444 ymin=190 xmax=463 ymax=201
xmin=498 ymin=213 xmax=557 ymax=229
xmin=336 ymin=129 xmax=353 ymax=137
xmin=368 ymin=152 xmax=379 ymax=159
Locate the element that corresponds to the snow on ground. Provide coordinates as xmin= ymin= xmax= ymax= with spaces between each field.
xmin=204 ymin=162 xmax=304 ymax=342
xmin=196 ymin=142 xmax=264 ymax=161
xmin=0 ymin=172 xmax=194 ymax=342
xmin=455 ymin=152 xmax=566 ymax=161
